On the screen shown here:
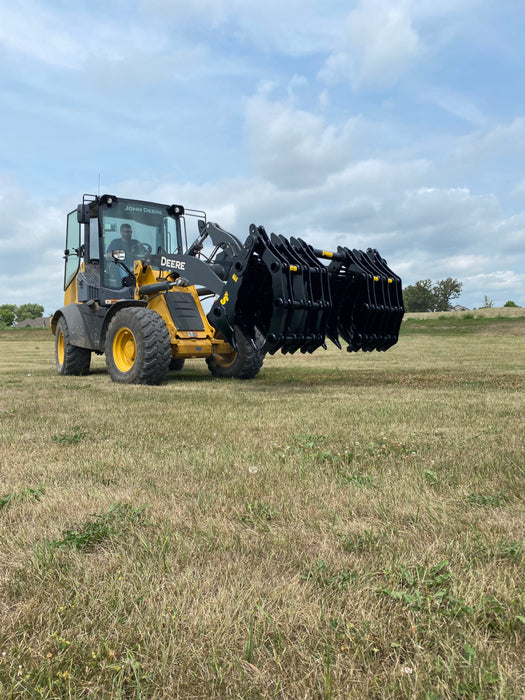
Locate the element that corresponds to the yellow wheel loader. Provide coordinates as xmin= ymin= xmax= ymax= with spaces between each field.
xmin=52 ymin=194 xmax=404 ymax=384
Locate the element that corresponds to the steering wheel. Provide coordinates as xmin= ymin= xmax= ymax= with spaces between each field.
xmin=131 ymin=242 xmax=152 ymax=257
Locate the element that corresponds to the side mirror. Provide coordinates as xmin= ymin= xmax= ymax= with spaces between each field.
xmin=77 ymin=204 xmax=90 ymax=223
xmin=112 ymin=250 xmax=126 ymax=261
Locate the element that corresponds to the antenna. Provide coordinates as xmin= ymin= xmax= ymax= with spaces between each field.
xmin=98 ymin=173 xmax=101 ymax=197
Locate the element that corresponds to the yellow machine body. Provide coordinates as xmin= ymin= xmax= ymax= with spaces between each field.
xmin=132 ymin=260 xmax=233 ymax=360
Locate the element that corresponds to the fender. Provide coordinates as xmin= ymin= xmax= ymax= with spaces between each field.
xmin=99 ymin=300 xmax=147 ymax=349
xmin=52 ymin=300 xmax=147 ymax=352
xmin=52 ymin=304 xmax=108 ymax=351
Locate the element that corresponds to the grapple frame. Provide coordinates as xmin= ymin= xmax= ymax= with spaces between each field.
xmin=208 ymin=224 xmax=404 ymax=355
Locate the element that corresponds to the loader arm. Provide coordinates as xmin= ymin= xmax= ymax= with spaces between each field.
xmin=193 ymin=220 xmax=244 ymax=257
xmin=144 ymin=252 xmax=228 ymax=295
xmin=141 ymin=220 xmax=244 ymax=294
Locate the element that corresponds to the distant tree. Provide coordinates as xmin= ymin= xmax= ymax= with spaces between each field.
xmin=503 ymin=300 xmax=519 ymax=307
xmin=433 ymin=278 xmax=463 ymax=312
xmin=16 ymin=303 xmax=45 ymax=322
xmin=0 ymin=304 xmax=17 ymax=328
xmin=402 ymin=279 xmax=435 ymax=312
xmin=403 ymin=278 xmax=462 ymax=312
xmin=482 ymin=296 xmax=494 ymax=309
xmin=0 ymin=303 xmax=46 ymax=328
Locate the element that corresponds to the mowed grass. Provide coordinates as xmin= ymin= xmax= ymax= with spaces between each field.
xmin=0 ymin=317 xmax=524 ymax=699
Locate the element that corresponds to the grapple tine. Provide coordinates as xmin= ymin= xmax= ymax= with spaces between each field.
xmin=269 ymin=234 xmax=302 ymax=354
xmin=365 ymin=249 xmax=404 ymax=349
xmin=327 ymin=249 xmax=365 ymax=351
xmin=249 ymin=225 xmax=294 ymax=354
xmin=253 ymin=227 xmax=290 ymax=353
xmin=348 ymin=248 xmax=383 ymax=351
xmin=291 ymin=237 xmax=331 ymax=353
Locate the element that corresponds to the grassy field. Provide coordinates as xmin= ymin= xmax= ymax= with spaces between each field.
xmin=0 ymin=315 xmax=524 ymax=698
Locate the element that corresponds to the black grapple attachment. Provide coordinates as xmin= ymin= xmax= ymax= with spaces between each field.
xmin=208 ymin=225 xmax=404 ymax=355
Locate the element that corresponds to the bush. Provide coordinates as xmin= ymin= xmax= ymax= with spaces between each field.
xmin=503 ymin=300 xmax=520 ymax=308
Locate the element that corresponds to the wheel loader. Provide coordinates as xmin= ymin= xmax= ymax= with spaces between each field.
xmin=52 ymin=194 xmax=404 ymax=384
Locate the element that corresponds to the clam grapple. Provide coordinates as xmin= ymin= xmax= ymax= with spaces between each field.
xmin=52 ymin=194 xmax=403 ymax=384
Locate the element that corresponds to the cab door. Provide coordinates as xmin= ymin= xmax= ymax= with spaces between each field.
xmin=63 ymin=210 xmax=81 ymax=304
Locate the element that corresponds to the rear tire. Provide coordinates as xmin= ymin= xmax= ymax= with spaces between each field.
xmin=169 ymin=358 xmax=185 ymax=371
xmin=105 ymin=307 xmax=171 ymax=385
xmin=206 ymin=326 xmax=264 ymax=379
xmin=55 ymin=316 xmax=91 ymax=376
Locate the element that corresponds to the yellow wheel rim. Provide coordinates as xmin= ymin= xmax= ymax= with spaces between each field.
xmin=113 ymin=327 xmax=136 ymax=372
xmin=214 ymin=349 xmax=237 ymax=368
xmin=57 ymin=330 xmax=65 ymax=366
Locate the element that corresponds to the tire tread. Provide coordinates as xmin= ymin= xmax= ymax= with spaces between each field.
xmin=206 ymin=326 xmax=264 ymax=380
xmin=105 ymin=307 xmax=171 ymax=384
xmin=56 ymin=316 xmax=91 ymax=376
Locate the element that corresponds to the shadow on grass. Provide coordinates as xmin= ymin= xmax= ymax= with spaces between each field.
xmin=162 ymin=366 xmax=521 ymax=390
xmin=53 ymin=363 xmax=521 ymax=391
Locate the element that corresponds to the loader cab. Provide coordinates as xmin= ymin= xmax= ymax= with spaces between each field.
xmin=97 ymin=196 xmax=183 ymax=291
xmin=65 ymin=195 xmax=184 ymax=304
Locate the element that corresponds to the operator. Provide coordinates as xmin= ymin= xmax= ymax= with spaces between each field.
xmin=106 ymin=223 xmax=143 ymax=267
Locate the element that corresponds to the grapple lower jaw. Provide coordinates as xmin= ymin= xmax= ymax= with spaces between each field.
xmin=208 ymin=225 xmax=404 ymax=355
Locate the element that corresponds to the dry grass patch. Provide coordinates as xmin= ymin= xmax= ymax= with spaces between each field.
xmin=0 ymin=323 xmax=524 ymax=698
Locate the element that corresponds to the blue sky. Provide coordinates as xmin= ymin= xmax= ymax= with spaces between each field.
xmin=1 ymin=0 xmax=524 ymax=314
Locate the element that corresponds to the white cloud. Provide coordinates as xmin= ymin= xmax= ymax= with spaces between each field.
xmin=452 ymin=117 xmax=525 ymax=166
xmin=411 ymin=0 xmax=483 ymax=19
xmin=394 ymin=187 xmax=499 ymax=239
xmin=425 ymin=89 xmax=488 ymax=128
xmin=244 ymin=88 xmax=363 ymax=189
xmin=440 ymin=254 xmax=491 ymax=273
xmin=511 ymin=181 xmax=525 ymax=198
xmin=323 ymin=158 xmax=432 ymax=199
xmin=0 ymin=180 xmax=65 ymax=313
xmin=319 ymin=0 xmax=421 ymax=88
xmin=142 ymin=0 xmax=341 ymax=56
xmin=0 ymin=2 xmax=85 ymax=69
xmin=0 ymin=1 xmax=238 ymax=86
xmin=464 ymin=270 xmax=523 ymax=288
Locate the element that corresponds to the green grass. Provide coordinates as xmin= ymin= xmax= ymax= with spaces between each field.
xmin=0 ymin=319 xmax=524 ymax=698
xmin=401 ymin=311 xmax=525 ymax=336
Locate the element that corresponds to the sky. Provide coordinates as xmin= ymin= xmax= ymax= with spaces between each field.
xmin=1 ymin=0 xmax=525 ymax=314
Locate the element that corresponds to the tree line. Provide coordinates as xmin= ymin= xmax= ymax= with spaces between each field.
xmin=0 ymin=304 xmax=45 ymax=328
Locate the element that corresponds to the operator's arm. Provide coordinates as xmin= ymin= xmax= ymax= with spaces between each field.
xmin=106 ymin=238 xmax=119 ymax=259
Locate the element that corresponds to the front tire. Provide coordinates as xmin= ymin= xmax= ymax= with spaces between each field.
xmin=105 ymin=307 xmax=171 ymax=385
xmin=206 ymin=326 xmax=264 ymax=379
xmin=55 ymin=316 xmax=91 ymax=376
